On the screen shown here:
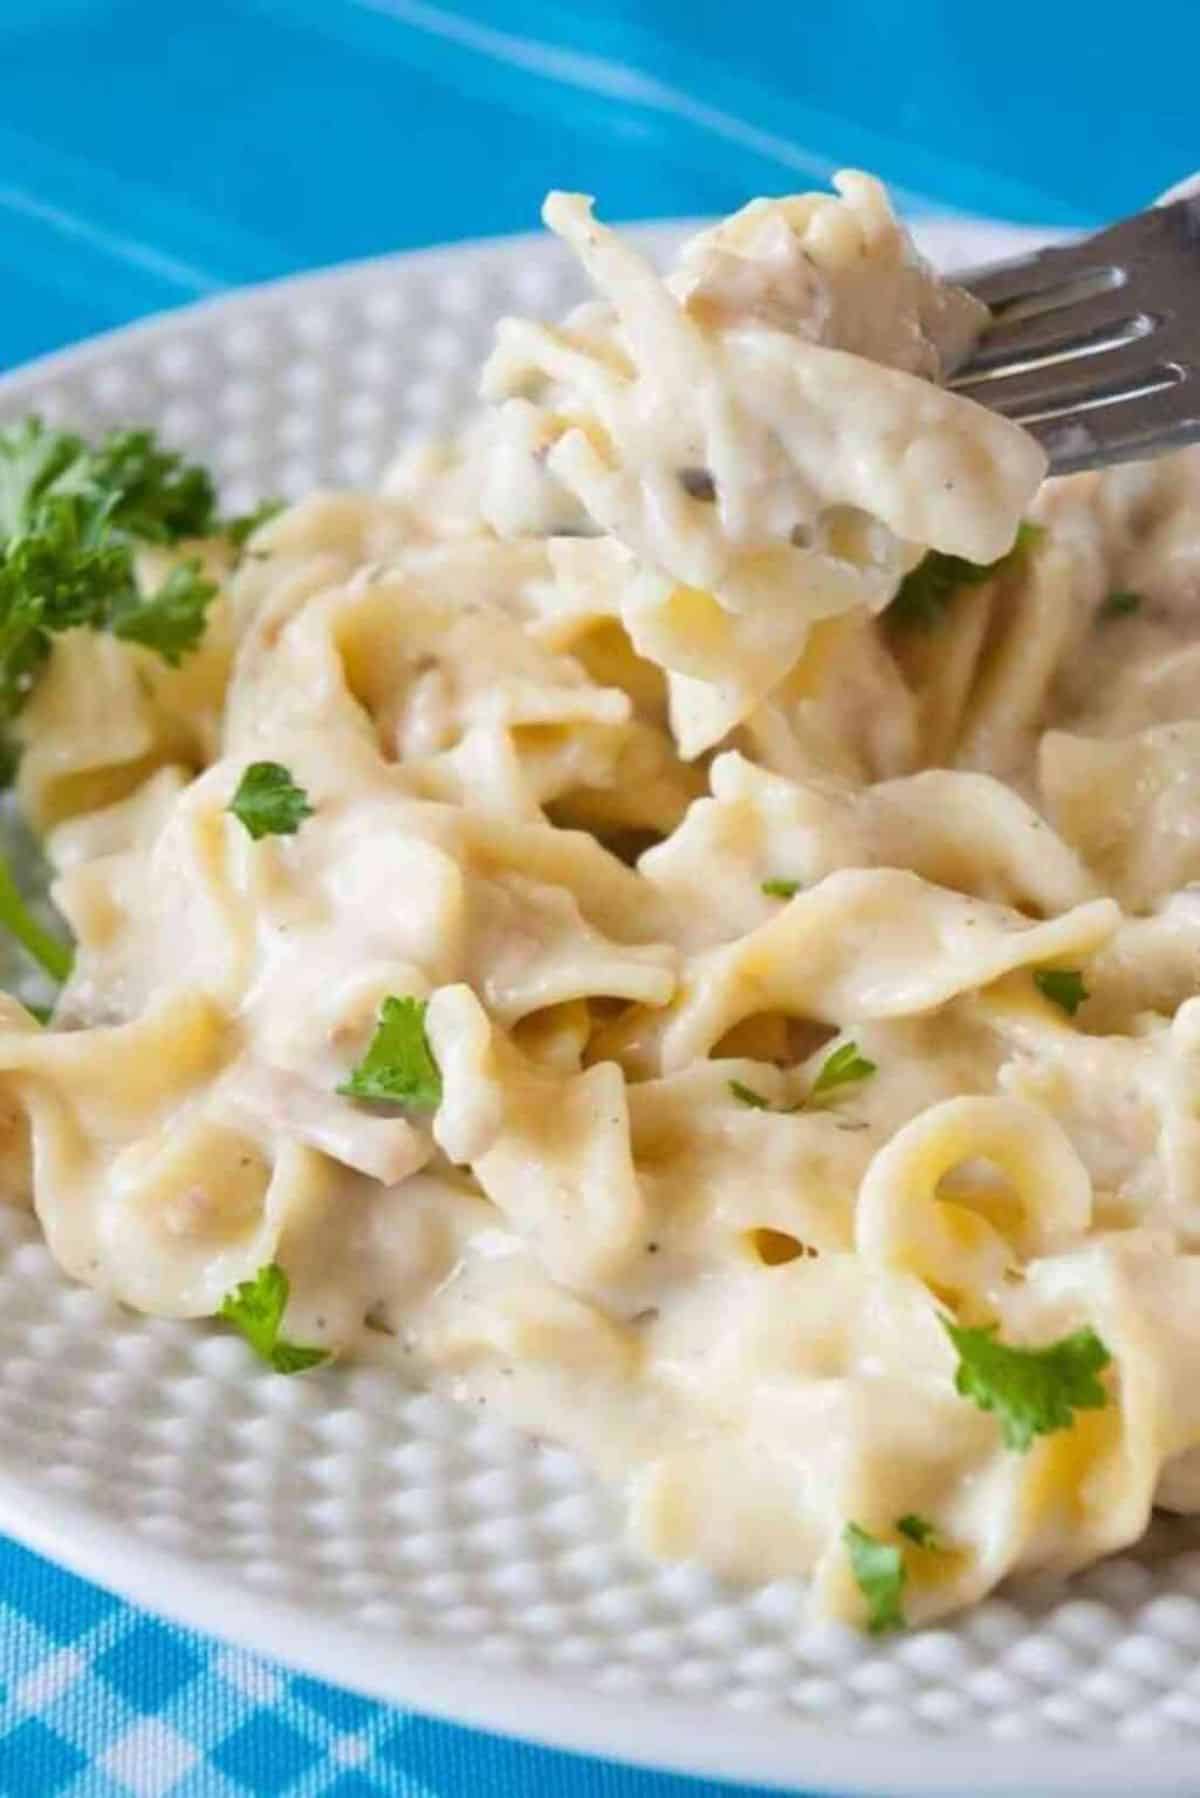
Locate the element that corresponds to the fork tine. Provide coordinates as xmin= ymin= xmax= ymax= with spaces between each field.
xmin=952 ymin=342 xmax=1181 ymax=423
xmin=957 ymin=240 xmax=1105 ymax=310
xmin=953 ymin=195 xmax=1200 ymax=474
xmin=955 ymin=294 xmax=1159 ymax=377
xmin=1031 ymin=376 xmax=1200 ymax=474
xmin=959 ymin=199 xmax=1194 ymax=311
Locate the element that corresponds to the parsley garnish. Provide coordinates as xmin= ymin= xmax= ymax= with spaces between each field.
xmin=896 ymin=1513 xmax=941 ymax=1550
xmin=108 ymin=559 xmax=217 ymax=666
xmin=887 ymin=520 xmax=1043 ymax=630
xmin=226 ymin=498 xmax=285 ymax=551
xmin=761 ymin=877 xmax=802 ymax=899
xmin=730 ymin=1043 xmax=876 ymax=1116
xmin=844 ymin=1523 xmax=906 ymax=1635
xmin=0 ymin=418 xmax=282 ymax=736
xmin=808 ymin=1041 xmax=876 ymax=1103
xmin=942 ymin=1319 xmax=1111 ymax=1452
xmin=228 ymin=762 xmax=314 ymax=841
xmin=67 ymin=426 xmax=220 ymax=543
xmin=0 ymin=491 xmax=136 ymax=717
xmin=339 ymin=996 xmax=442 ymax=1109
xmin=219 ymin=1263 xmax=329 ymax=1374
xmin=0 ymin=848 xmax=71 ymax=983
xmin=0 ymin=419 xmax=275 ymax=982
xmin=1033 ymin=968 xmax=1088 ymax=1016
xmin=0 ymin=419 xmax=219 ymax=545
xmin=1099 ymin=589 xmax=1142 ymax=622
xmin=0 ymin=418 xmax=229 ymax=730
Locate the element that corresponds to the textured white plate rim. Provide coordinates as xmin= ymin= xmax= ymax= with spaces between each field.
xmin=0 ymin=221 xmax=691 ymax=395
xmin=0 ymin=213 xmax=1052 ymax=399
xmin=4 ymin=1472 xmax=1195 ymax=1798
xmin=0 ymin=217 xmax=1184 ymax=1798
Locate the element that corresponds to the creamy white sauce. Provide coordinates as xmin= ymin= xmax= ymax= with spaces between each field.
xmin=5 ymin=171 xmax=1200 ymax=1632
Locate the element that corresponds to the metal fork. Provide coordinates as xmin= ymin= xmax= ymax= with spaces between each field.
xmin=950 ymin=195 xmax=1200 ymax=474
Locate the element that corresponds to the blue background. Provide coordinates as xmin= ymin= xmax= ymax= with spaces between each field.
xmin=0 ymin=2 xmax=1193 ymax=1793
xmin=2 ymin=0 xmax=1196 ymax=373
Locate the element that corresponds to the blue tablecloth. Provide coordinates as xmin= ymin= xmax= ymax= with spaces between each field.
xmin=0 ymin=3 xmax=1194 ymax=1793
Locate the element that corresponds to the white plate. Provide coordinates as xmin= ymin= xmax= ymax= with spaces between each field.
xmin=3 ymin=217 xmax=1199 ymax=1798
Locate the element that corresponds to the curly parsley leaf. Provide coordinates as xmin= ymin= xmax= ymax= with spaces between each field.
xmin=732 ymin=1042 xmax=880 ymax=1116
xmin=0 ymin=492 xmax=122 ymax=725
xmin=3 ymin=488 xmax=132 ymax=620
xmin=896 ymin=1513 xmax=941 ymax=1550
xmin=888 ymin=520 xmax=1044 ymax=630
xmin=339 ymin=995 xmax=442 ymax=1109
xmin=0 ymin=847 xmax=71 ymax=983
xmin=760 ymin=877 xmax=802 ymax=899
xmin=108 ymin=559 xmax=217 ymax=666
xmin=809 ymin=1041 xmax=877 ymax=1103
xmin=228 ymin=762 xmax=314 ymax=841
xmin=0 ymin=418 xmax=89 ymax=539
xmin=844 ymin=1523 xmax=906 ymax=1634
xmin=0 ymin=418 xmax=283 ymax=721
xmin=0 ymin=419 xmax=233 ymax=721
xmin=1099 ymin=588 xmax=1142 ymax=622
xmin=1033 ymin=967 xmax=1088 ymax=1016
xmin=0 ymin=590 xmax=51 ymax=724
xmin=78 ymin=428 xmax=219 ymax=543
xmin=219 ymin=1263 xmax=329 ymax=1375
xmin=942 ymin=1319 xmax=1111 ymax=1452
xmin=0 ymin=417 xmax=217 ymax=545
xmin=268 ymin=1338 xmax=333 ymax=1375
xmin=226 ymin=497 xmax=285 ymax=551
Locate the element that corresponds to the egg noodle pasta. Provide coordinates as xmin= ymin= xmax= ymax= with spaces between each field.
xmin=5 ymin=171 xmax=1200 ymax=1632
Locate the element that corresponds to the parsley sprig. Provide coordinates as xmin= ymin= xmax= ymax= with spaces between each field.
xmin=0 ymin=849 xmax=71 ymax=984
xmin=896 ymin=1513 xmax=941 ymax=1550
xmin=943 ymin=1319 xmax=1111 ymax=1452
xmin=1033 ymin=968 xmax=1088 ymax=1016
xmin=106 ymin=560 xmax=216 ymax=666
xmin=0 ymin=418 xmax=224 ymax=724
xmin=0 ymin=420 xmax=279 ymax=994
xmin=226 ymin=498 xmax=285 ymax=551
xmin=808 ymin=1041 xmax=876 ymax=1103
xmin=1099 ymin=589 xmax=1142 ymax=622
xmin=219 ymin=1263 xmax=329 ymax=1374
xmin=0 ymin=419 xmax=220 ymax=544
xmin=229 ymin=763 xmax=314 ymax=840
xmin=845 ymin=1515 xmax=949 ymax=1633
xmin=728 ymin=1078 xmax=770 ymax=1109
xmin=887 ymin=521 xmax=1043 ymax=630
xmin=728 ymin=1040 xmax=876 ymax=1114
xmin=0 ymin=417 xmax=282 ymax=729
xmin=844 ymin=1524 xmax=906 ymax=1635
xmin=340 ymin=996 xmax=443 ymax=1109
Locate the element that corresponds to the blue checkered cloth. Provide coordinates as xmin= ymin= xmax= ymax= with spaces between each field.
xmin=0 ymin=1539 xmax=784 ymax=1797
